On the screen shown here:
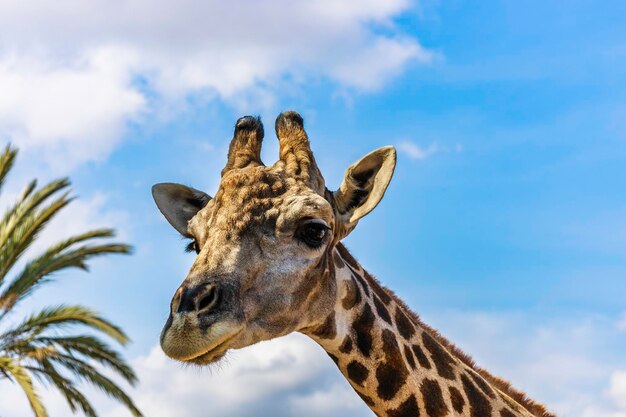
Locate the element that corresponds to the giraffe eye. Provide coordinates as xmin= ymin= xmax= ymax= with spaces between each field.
xmin=185 ymin=240 xmax=200 ymax=254
xmin=297 ymin=220 xmax=330 ymax=248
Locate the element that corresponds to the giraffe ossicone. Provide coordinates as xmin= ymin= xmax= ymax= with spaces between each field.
xmin=152 ymin=112 xmax=556 ymax=417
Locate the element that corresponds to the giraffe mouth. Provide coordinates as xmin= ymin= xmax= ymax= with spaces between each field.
xmin=184 ymin=330 xmax=242 ymax=365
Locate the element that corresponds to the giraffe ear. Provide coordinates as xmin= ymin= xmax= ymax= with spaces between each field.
xmin=152 ymin=183 xmax=211 ymax=237
xmin=333 ymin=146 xmax=396 ymax=228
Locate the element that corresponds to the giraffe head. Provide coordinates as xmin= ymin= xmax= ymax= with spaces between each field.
xmin=152 ymin=112 xmax=396 ymax=364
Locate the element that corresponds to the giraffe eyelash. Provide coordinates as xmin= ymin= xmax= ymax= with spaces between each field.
xmin=185 ymin=240 xmax=200 ymax=254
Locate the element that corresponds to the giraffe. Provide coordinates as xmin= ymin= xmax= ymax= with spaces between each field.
xmin=152 ymin=112 xmax=557 ymax=417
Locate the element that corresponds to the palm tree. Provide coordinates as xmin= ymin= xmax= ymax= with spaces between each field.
xmin=0 ymin=144 xmax=142 ymax=417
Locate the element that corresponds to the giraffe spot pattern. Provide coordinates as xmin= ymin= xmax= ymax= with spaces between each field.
xmin=395 ymin=307 xmax=416 ymax=340
xmin=353 ymin=303 xmax=375 ymax=357
xmin=356 ymin=391 xmax=375 ymax=407
xmin=339 ymin=336 xmax=353 ymax=354
xmin=313 ymin=312 xmax=336 ymax=340
xmin=341 ymin=278 xmax=361 ymax=310
xmin=336 ymin=243 xmax=361 ymax=270
xmin=422 ymin=332 xmax=456 ymax=380
xmin=461 ymin=373 xmax=492 ymax=417
xmin=347 ymin=360 xmax=369 ymax=386
xmin=327 ymin=353 xmax=339 ymax=365
xmin=449 ymin=386 xmax=465 ymax=413
xmin=420 ymin=379 xmax=449 ymax=417
xmin=376 ymin=329 xmax=409 ymax=401
xmin=411 ymin=343 xmax=432 ymax=369
xmin=352 ymin=271 xmax=371 ymax=297
xmin=374 ymin=295 xmax=392 ymax=324
xmin=500 ymin=408 xmax=517 ymax=417
xmin=387 ymin=395 xmax=420 ymax=417
xmin=503 ymin=395 xmax=524 ymax=413
xmin=403 ymin=344 xmax=416 ymax=370
xmin=333 ymin=251 xmax=345 ymax=268
xmin=469 ymin=370 xmax=496 ymax=399
xmin=364 ymin=270 xmax=392 ymax=304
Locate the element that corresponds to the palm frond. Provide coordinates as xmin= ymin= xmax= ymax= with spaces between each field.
xmin=36 ymin=335 xmax=136 ymax=383
xmin=2 ymin=305 xmax=129 ymax=346
xmin=0 ymin=355 xmax=48 ymax=417
xmin=0 ymin=183 xmax=72 ymax=285
xmin=0 ymin=144 xmax=18 ymax=193
xmin=50 ymin=354 xmax=141 ymax=417
xmin=27 ymin=361 xmax=97 ymax=417
xmin=0 ymin=145 xmax=140 ymax=417
xmin=0 ymin=229 xmax=131 ymax=312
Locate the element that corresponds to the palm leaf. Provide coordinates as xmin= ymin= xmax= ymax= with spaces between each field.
xmin=2 ymin=305 xmax=129 ymax=346
xmin=0 ymin=355 xmax=48 ymax=417
xmin=27 ymin=361 xmax=97 ymax=417
xmin=0 ymin=230 xmax=131 ymax=312
xmin=0 ymin=185 xmax=72 ymax=284
xmin=36 ymin=335 xmax=136 ymax=383
xmin=0 ymin=144 xmax=18 ymax=193
xmin=50 ymin=354 xmax=141 ymax=417
xmin=0 ymin=144 xmax=140 ymax=417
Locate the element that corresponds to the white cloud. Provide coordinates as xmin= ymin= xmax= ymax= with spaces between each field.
xmin=397 ymin=140 xmax=462 ymax=160
xmin=0 ymin=0 xmax=432 ymax=169
xmin=418 ymin=309 xmax=626 ymax=417
xmin=0 ymin=48 xmax=145 ymax=170
xmin=618 ymin=312 xmax=626 ymax=332
xmin=2 ymin=310 xmax=626 ymax=417
xmin=609 ymin=371 xmax=626 ymax=410
xmin=111 ymin=333 xmax=370 ymax=417
xmin=0 ymin=333 xmax=371 ymax=417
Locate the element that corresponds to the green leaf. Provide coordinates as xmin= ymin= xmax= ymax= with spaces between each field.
xmin=0 ymin=355 xmax=48 ymax=417
xmin=0 ymin=229 xmax=131 ymax=312
xmin=0 ymin=144 xmax=18 ymax=193
xmin=0 ymin=144 xmax=140 ymax=417
xmin=2 ymin=305 xmax=129 ymax=345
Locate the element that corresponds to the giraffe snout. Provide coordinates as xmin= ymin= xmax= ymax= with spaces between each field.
xmin=173 ymin=283 xmax=221 ymax=314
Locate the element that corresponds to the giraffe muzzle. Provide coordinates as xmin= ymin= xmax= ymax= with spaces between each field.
xmin=175 ymin=283 xmax=220 ymax=314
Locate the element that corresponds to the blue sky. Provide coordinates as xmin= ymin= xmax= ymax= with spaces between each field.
xmin=1 ymin=1 xmax=626 ymax=416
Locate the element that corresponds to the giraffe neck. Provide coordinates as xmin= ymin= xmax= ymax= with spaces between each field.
xmin=303 ymin=243 xmax=550 ymax=417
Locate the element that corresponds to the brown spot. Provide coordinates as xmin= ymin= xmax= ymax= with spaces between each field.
xmin=347 ymin=361 xmax=369 ymax=386
xmin=450 ymin=386 xmax=465 ymax=413
xmin=395 ymin=307 xmax=415 ymax=340
xmin=341 ymin=278 xmax=361 ymax=310
xmin=352 ymin=271 xmax=371 ymax=297
xmin=500 ymin=408 xmax=517 ymax=417
xmin=339 ymin=336 xmax=353 ymax=354
xmin=420 ymin=379 xmax=448 ymax=417
xmin=470 ymin=371 xmax=496 ymax=399
xmin=353 ymin=303 xmax=375 ymax=357
xmin=376 ymin=329 xmax=409 ymax=401
xmin=333 ymin=251 xmax=345 ymax=268
xmin=374 ymin=295 xmax=392 ymax=324
xmin=403 ymin=344 xmax=416 ymax=370
xmin=312 ymin=312 xmax=336 ymax=340
xmin=387 ymin=395 xmax=420 ymax=417
xmin=336 ymin=243 xmax=361 ymax=269
xmin=364 ymin=270 xmax=392 ymax=304
xmin=422 ymin=332 xmax=456 ymax=380
xmin=357 ymin=391 xmax=375 ymax=407
xmin=461 ymin=374 xmax=492 ymax=417
xmin=411 ymin=343 xmax=432 ymax=369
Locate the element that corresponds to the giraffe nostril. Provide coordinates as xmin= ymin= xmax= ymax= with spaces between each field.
xmin=176 ymin=283 xmax=221 ymax=314
xmin=196 ymin=285 xmax=219 ymax=313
